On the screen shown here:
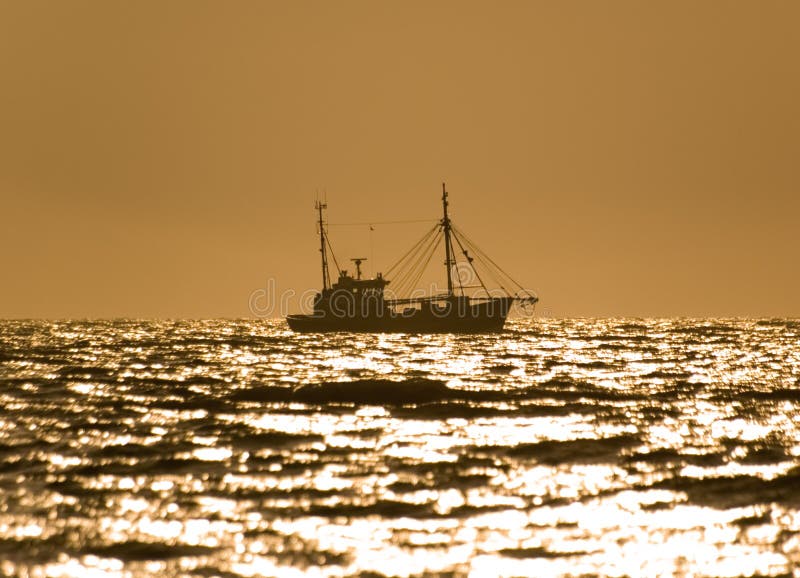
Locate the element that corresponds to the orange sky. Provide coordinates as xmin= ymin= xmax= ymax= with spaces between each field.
xmin=1 ymin=1 xmax=798 ymax=318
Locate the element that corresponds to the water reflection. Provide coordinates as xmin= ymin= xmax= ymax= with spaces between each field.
xmin=0 ymin=318 xmax=798 ymax=576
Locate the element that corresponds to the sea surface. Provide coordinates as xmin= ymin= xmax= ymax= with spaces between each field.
xmin=1 ymin=319 xmax=799 ymax=578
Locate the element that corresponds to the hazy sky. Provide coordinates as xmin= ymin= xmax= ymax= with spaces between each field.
xmin=2 ymin=1 xmax=798 ymax=318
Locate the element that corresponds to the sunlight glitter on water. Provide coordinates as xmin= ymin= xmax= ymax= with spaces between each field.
xmin=1 ymin=318 xmax=799 ymax=576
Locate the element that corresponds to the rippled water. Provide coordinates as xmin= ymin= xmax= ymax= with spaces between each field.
xmin=1 ymin=319 xmax=799 ymax=577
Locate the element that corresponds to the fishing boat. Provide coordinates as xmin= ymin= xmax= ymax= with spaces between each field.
xmin=286 ymin=184 xmax=537 ymax=333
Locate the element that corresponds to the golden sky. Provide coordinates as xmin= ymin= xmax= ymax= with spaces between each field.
xmin=1 ymin=1 xmax=798 ymax=318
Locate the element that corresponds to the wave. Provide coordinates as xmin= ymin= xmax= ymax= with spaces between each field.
xmin=2 ymin=319 xmax=799 ymax=575
xmin=472 ymin=433 xmax=641 ymax=465
xmin=232 ymin=376 xmax=660 ymax=408
xmin=652 ymin=466 xmax=800 ymax=509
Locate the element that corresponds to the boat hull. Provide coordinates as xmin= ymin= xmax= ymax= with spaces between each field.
xmin=286 ymin=297 xmax=512 ymax=333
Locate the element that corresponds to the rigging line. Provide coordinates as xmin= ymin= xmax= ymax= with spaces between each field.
xmin=468 ymin=238 xmax=517 ymax=296
xmin=471 ymin=250 xmax=510 ymax=295
xmin=327 ymin=219 xmax=438 ymax=227
xmin=450 ymin=228 xmax=489 ymax=294
xmin=393 ymin=229 xmax=442 ymax=298
xmin=469 ymin=239 xmax=532 ymax=299
xmin=324 ymin=233 xmax=341 ymax=277
xmin=407 ymin=230 xmax=443 ymax=295
xmin=452 ymin=229 xmax=489 ymax=294
xmin=404 ymin=233 xmax=443 ymax=299
xmin=450 ymin=237 xmax=464 ymax=296
xmin=452 ymin=225 xmax=528 ymax=292
xmin=384 ymin=223 xmax=440 ymax=278
xmin=461 ymin=233 xmax=513 ymax=291
xmin=395 ymin=229 xmax=442 ymax=299
xmin=387 ymin=227 xmax=439 ymax=289
xmin=388 ymin=230 xmax=431 ymax=294
xmin=391 ymin=229 xmax=442 ymax=298
xmin=385 ymin=224 xmax=437 ymax=278
xmin=453 ymin=227 xmax=512 ymax=294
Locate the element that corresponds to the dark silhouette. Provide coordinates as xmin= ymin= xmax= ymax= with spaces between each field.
xmin=286 ymin=184 xmax=537 ymax=332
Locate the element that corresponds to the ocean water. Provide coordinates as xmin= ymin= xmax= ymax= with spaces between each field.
xmin=0 ymin=319 xmax=799 ymax=578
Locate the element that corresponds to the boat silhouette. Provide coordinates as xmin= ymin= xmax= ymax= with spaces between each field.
xmin=286 ymin=184 xmax=537 ymax=333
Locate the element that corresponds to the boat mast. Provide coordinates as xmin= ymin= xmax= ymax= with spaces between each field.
xmin=441 ymin=182 xmax=453 ymax=296
xmin=316 ymin=201 xmax=329 ymax=290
